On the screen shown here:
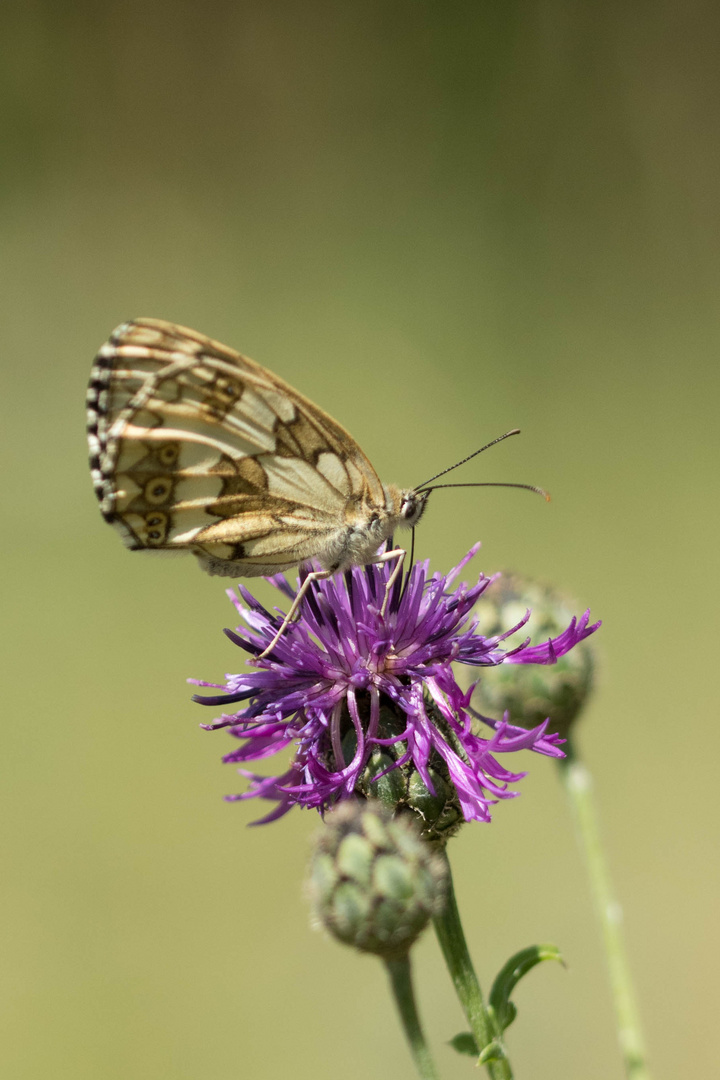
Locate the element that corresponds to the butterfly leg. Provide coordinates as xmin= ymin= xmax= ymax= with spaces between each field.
xmin=254 ymin=568 xmax=333 ymax=660
xmin=373 ymin=548 xmax=407 ymax=617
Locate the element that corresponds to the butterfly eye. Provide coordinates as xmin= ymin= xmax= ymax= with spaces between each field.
xmin=144 ymin=477 xmax=173 ymax=505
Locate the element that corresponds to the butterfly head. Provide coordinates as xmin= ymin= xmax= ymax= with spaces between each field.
xmin=384 ymin=486 xmax=430 ymax=531
xmin=400 ymin=488 xmax=430 ymax=527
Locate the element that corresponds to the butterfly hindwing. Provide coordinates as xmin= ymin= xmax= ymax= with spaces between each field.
xmin=86 ymin=319 xmax=386 ymax=575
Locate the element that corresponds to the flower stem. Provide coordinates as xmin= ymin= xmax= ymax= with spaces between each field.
xmin=384 ymin=954 xmax=442 ymax=1080
xmin=432 ymin=849 xmax=513 ymax=1079
xmin=560 ymin=748 xmax=652 ymax=1080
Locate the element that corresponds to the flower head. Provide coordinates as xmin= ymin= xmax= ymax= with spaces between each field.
xmin=192 ymin=544 xmax=600 ymax=827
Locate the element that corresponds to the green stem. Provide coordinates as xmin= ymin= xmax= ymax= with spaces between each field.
xmin=432 ymin=849 xmax=513 ymax=1080
xmin=560 ymin=750 xmax=652 ymax=1080
xmin=384 ymin=953 xmax=442 ymax=1080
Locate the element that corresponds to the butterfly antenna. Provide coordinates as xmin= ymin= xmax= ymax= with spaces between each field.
xmin=414 ymin=429 xmax=521 ymax=491
xmin=420 ymin=481 xmax=550 ymax=500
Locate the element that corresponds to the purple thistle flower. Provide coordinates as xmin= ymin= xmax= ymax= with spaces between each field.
xmin=191 ymin=544 xmax=600 ymax=827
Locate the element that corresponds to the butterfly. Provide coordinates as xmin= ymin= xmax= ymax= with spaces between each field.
xmin=87 ymin=318 xmax=544 ymax=656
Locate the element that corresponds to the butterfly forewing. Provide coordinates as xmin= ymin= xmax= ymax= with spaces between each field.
xmin=86 ymin=319 xmax=387 ymax=576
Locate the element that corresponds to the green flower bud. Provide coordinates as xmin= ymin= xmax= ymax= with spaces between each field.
xmin=341 ymin=699 xmax=464 ymax=844
xmin=465 ymin=574 xmax=596 ymax=742
xmin=308 ymin=800 xmax=448 ymax=959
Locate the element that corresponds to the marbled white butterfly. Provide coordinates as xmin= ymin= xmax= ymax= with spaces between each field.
xmin=87 ymin=319 xmax=543 ymax=654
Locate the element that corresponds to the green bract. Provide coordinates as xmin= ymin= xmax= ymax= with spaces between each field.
xmin=342 ymin=701 xmax=465 ymax=844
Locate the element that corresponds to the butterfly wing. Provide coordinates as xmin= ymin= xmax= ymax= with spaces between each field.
xmin=86 ymin=318 xmax=386 ymax=576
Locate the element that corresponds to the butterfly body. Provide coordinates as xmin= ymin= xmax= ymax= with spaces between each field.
xmin=86 ymin=319 xmax=427 ymax=582
xmin=192 ymin=481 xmax=422 ymax=579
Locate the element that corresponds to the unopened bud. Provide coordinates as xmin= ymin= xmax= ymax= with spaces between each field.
xmin=466 ymin=574 xmax=596 ymax=741
xmin=308 ymin=800 xmax=448 ymax=959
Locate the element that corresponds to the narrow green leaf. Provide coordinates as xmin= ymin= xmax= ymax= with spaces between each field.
xmin=489 ymin=944 xmax=564 ymax=1031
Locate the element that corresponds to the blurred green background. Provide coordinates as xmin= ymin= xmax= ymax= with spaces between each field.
xmin=1 ymin=2 xmax=717 ymax=1077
